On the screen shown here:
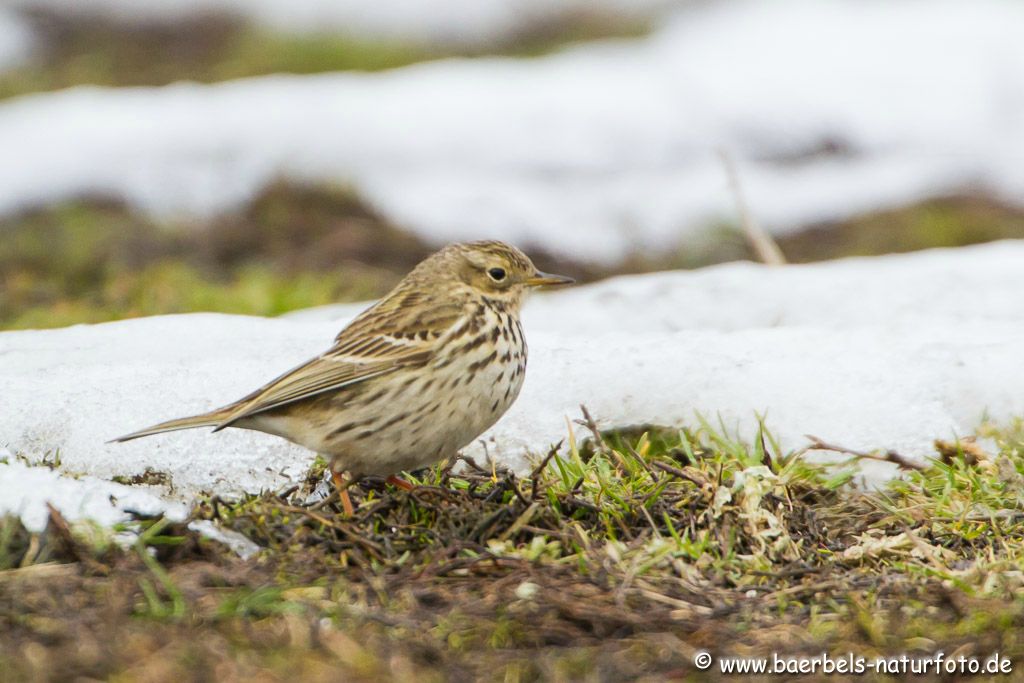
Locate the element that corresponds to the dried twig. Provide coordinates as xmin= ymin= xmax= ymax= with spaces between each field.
xmin=719 ymin=149 xmax=787 ymax=266
xmin=577 ymin=405 xmax=630 ymax=471
xmin=576 ymin=406 xmax=605 ymax=446
xmin=456 ymin=453 xmax=489 ymax=473
xmin=498 ymin=502 xmax=540 ymax=542
xmin=805 ymin=435 xmax=929 ymax=472
xmin=45 ymin=504 xmax=109 ymax=572
xmin=623 ymin=440 xmax=658 ymax=480
xmin=529 ymin=439 xmax=564 ymax=501
xmin=650 ymin=460 xmax=708 ymax=488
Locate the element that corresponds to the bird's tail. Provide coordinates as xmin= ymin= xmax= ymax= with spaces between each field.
xmin=110 ymin=408 xmax=232 ymax=443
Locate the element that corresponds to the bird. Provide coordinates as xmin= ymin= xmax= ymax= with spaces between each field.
xmin=113 ymin=240 xmax=573 ymax=515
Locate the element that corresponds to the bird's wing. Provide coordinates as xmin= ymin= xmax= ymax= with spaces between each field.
xmin=213 ymin=299 xmax=466 ymax=429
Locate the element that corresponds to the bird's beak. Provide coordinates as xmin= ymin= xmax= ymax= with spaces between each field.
xmin=526 ymin=271 xmax=575 ymax=287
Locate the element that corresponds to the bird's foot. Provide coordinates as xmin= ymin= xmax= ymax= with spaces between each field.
xmin=331 ymin=470 xmax=355 ymax=516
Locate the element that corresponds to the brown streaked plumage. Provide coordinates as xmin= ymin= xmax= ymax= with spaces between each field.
xmin=113 ymin=240 xmax=573 ymax=514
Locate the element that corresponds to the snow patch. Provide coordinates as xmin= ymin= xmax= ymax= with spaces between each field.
xmin=0 ymin=0 xmax=1022 ymax=262
xmin=0 ymin=458 xmax=186 ymax=532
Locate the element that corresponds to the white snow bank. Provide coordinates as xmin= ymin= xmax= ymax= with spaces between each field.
xmin=1 ymin=0 xmax=1023 ymax=262
xmin=0 ymin=9 xmax=33 ymax=71
xmin=11 ymin=0 xmax=672 ymax=44
xmin=2 ymin=242 xmax=1023 ymax=531
xmin=2 ymin=314 xmax=332 ymax=496
xmin=0 ymin=457 xmax=186 ymax=532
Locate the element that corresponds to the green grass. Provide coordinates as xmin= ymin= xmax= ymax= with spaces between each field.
xmin=5 ymin=416 xmax=1024 ymax=679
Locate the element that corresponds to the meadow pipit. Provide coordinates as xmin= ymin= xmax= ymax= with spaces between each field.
xmin=114 ymin=241 xmax=573 ymax=514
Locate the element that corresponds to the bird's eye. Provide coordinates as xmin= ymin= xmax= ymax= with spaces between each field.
xmin=487 ymin=267 xmax=507 ymax=281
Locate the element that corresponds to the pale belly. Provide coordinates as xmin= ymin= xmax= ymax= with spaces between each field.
xmin=248 ymin=315 xmax=527 ymax=477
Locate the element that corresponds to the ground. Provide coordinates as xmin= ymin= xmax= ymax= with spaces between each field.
xmin=3 ymin=418 xmax=1024 ymax=681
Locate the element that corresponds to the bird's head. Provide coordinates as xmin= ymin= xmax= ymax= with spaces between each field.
xmin=437 ymin=240 xmax=574 ymax=305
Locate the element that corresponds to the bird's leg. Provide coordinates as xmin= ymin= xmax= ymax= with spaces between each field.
xmin=385 ymin=475 xmax=415 ymax=492
xmin=331 ymin=469 xmax=355 ymax=516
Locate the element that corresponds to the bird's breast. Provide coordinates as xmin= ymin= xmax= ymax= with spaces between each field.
xmin=309 ymin=306 xmax=528 ymax=476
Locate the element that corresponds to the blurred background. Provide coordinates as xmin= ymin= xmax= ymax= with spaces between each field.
xmin=1 ymin=0 xmax=1022 ymax=330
